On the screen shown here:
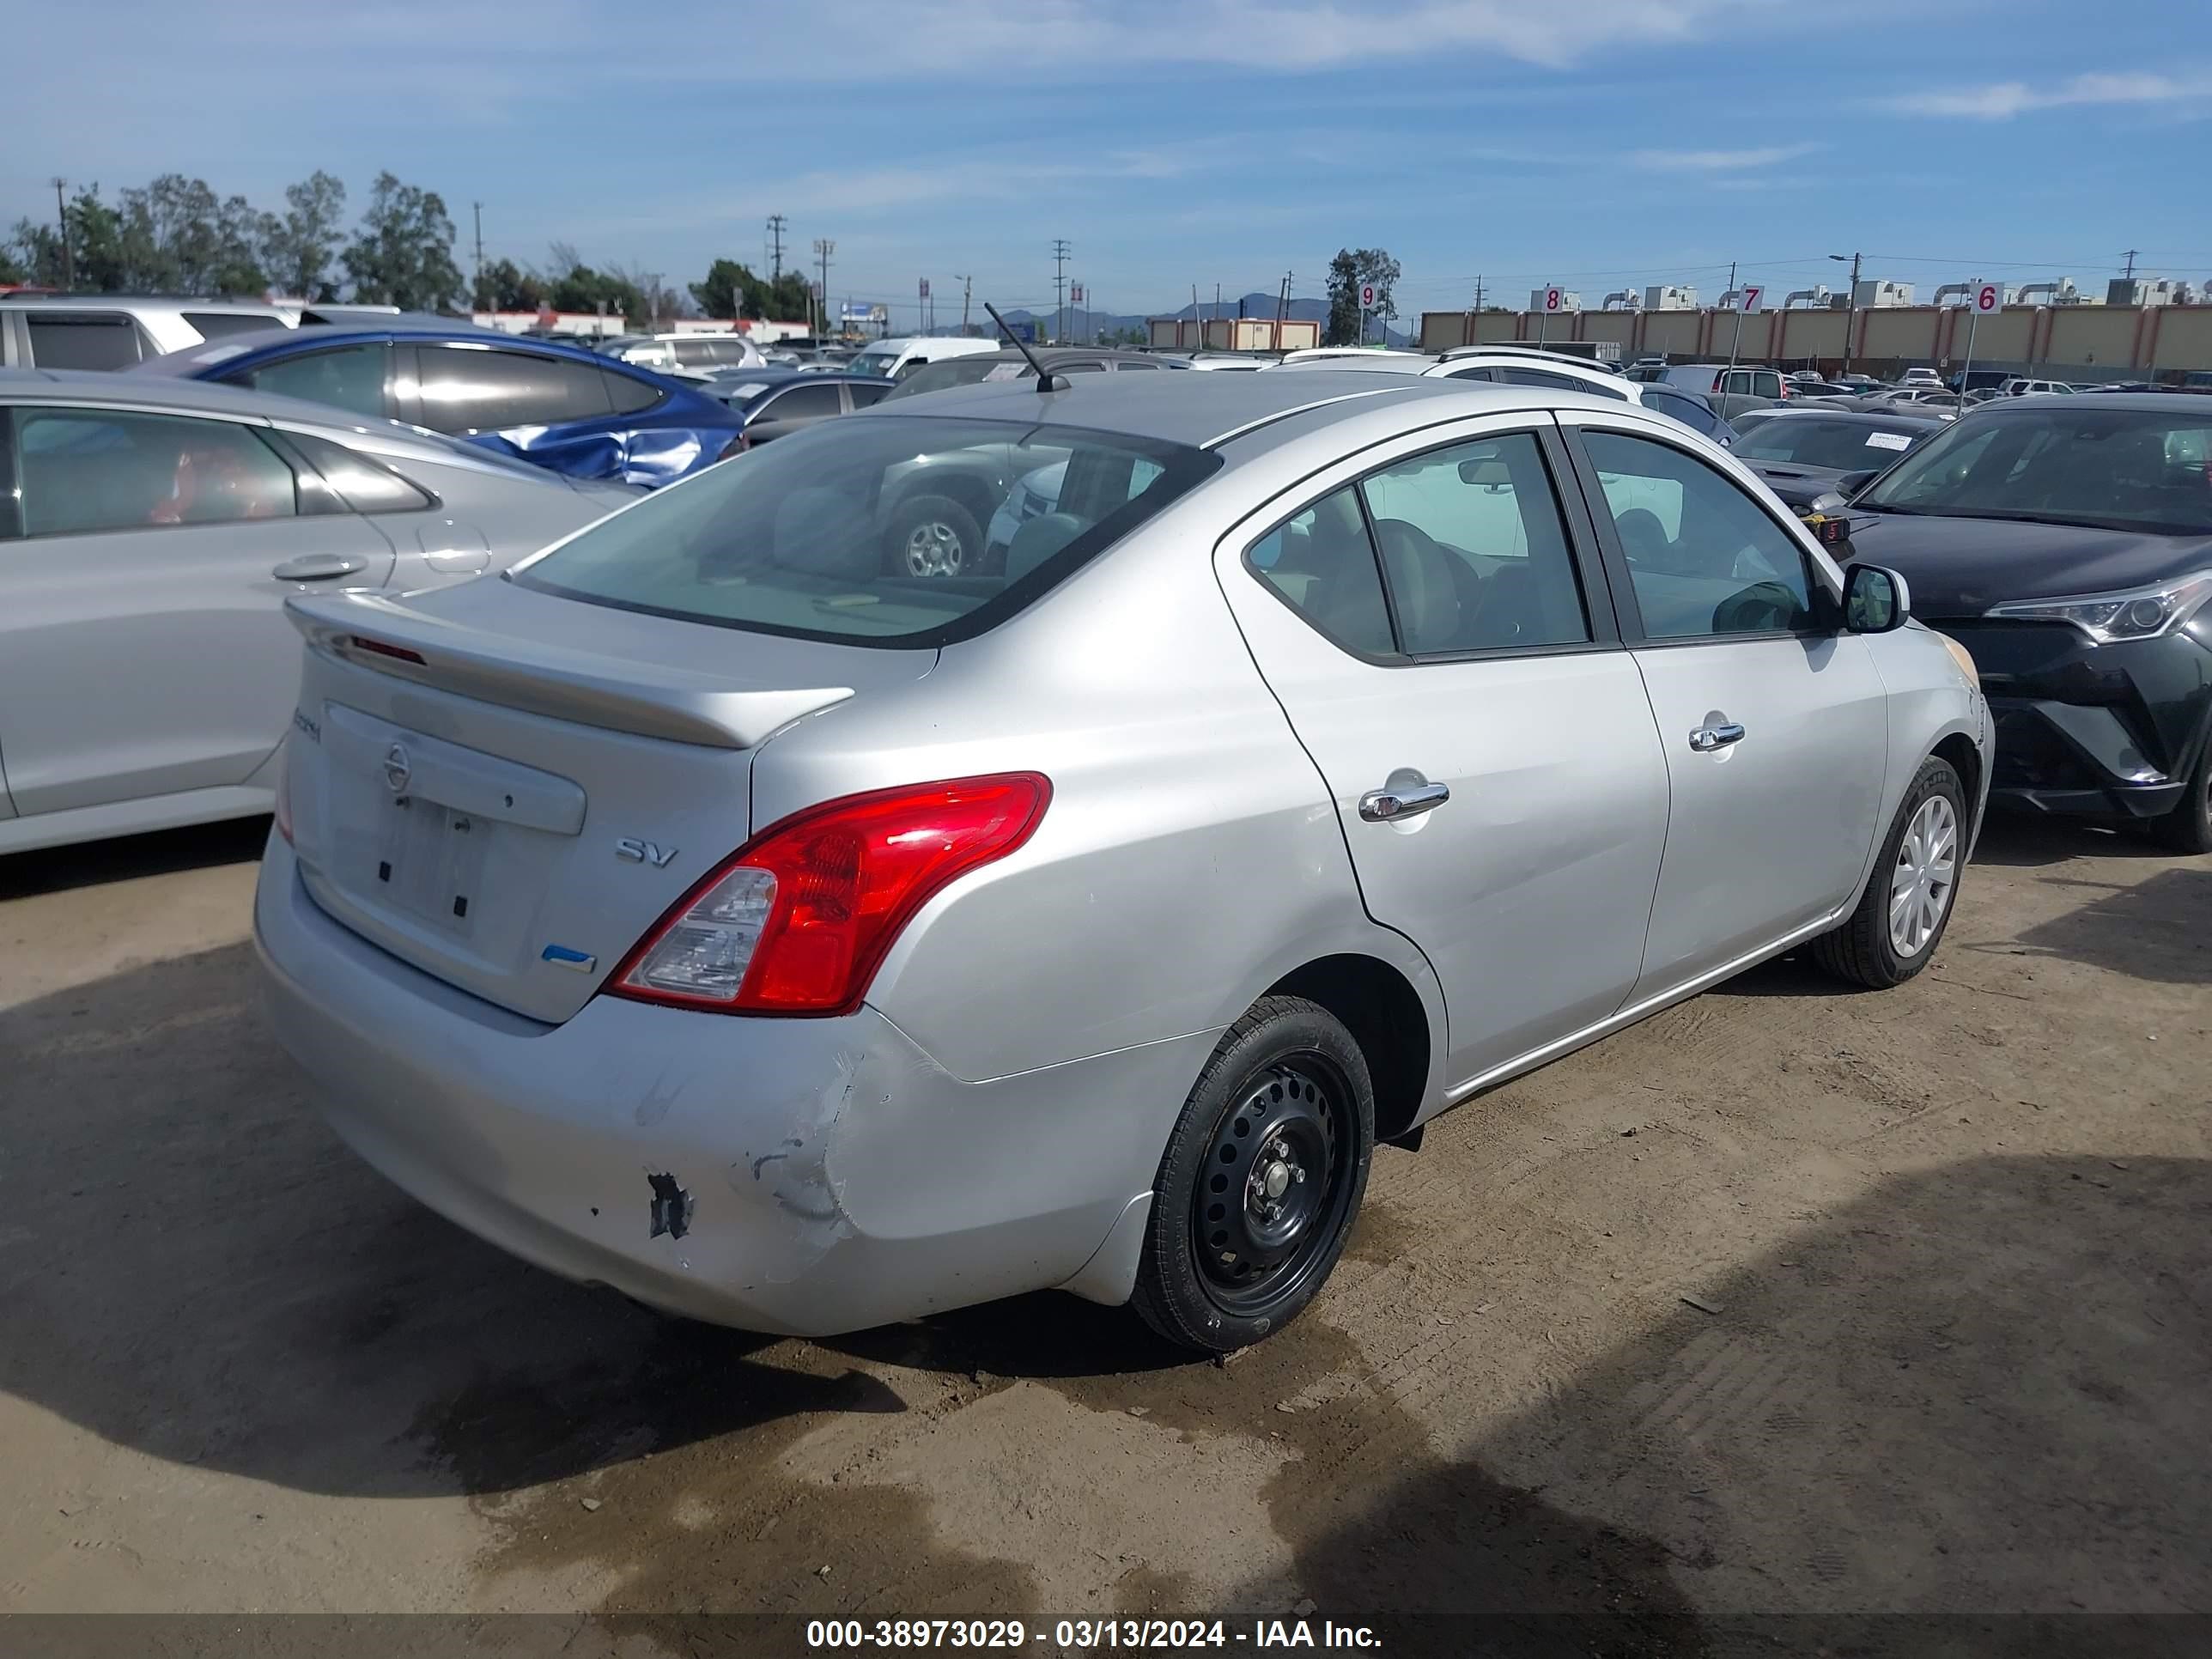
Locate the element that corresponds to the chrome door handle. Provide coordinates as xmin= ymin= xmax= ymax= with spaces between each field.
xmin=1358 ymin=781 xmax=1450 ymax=822
xmin=272 ymin=553 xmax=369 ymax=582
xmin=1689 ymin=721 xmax=1747 ymax=752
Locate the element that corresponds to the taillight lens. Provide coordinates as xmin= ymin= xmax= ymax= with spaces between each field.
xmin=717 ymin=433 xmax=748 ymax=462
xmin=610 ymin=774 xmax=1050 ymax=1016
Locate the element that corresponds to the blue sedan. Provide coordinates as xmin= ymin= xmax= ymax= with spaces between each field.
xmin=134 ymin=323 xmax=747 ymax=487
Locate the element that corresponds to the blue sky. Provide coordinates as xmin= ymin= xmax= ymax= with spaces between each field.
xmin=11 ymin=0 xmax=2208 ymax=326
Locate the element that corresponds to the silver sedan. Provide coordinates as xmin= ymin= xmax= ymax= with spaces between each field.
xmin=0 ymin=371 xmax=637 ymax=854
xmin=255 ymin=372 xmax=1988 ymax=1352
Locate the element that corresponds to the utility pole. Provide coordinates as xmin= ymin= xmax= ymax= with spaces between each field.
xmin=1831 ymin=250 xmax=1863 ymax=376
xmin=2122 ymin=248 xmax=2139 ymax=282
xmin=1191 ymin=283 xmax=1201 ymax=350
xmin=955 ymin=274 xmax=972 ymax=334
xmin=1051 ymin=238 xmax=1071 ymax=343
xmin=1275 ymin=270 xmax=1290 ymax=351
xmin=471 ymin=202 xmax=484 ymax=310
xmin=1724 ymin=259 xmax=1744 ymax=374
xmin=814 ymin=239 xmax=835 ymax=337
xmin=52 ymin=177 xmax=72 ymax=290
xmin=767 ymin=214 xmax=787 ymax=280
xmin=1465 ymin=274 xmax=1485 ymax=345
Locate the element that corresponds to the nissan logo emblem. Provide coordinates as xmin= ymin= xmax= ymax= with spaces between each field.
xmin=383 ymin=742 xmax=412 ymax=795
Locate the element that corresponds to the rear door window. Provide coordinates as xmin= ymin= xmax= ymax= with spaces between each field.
xmin=413 ymin=346 xmax=617 ymax=434
xmin=600 ymin=368 xmax=665 ymax=416
xmin=755 ymin=382 xmax=842 ymax=422
xmin=26 ymin=313 xmax=146 ymax=370
xmin=671 ymin=340 xmax=716 ymax=369
xmin=234 ymin=343 xmax=392 ymax=420
xmin=846 ymin=382 xmax=890 ymax=409
xmin=1246 ymin=487 xmax=1395 ymax=658
xmin=1499 ymin=366 xmax=1626 ymax=401
xmin=283 ymin=430 xmax=437 ymax=514
xmin=1357 ymin=434 xmax=1592 ymax=653
xmin=14 ymin=407 xmax=300 ymax=536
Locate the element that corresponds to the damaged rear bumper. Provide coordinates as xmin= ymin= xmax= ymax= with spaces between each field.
xmin=254 ymin=836 xmax=1204 ymax=1334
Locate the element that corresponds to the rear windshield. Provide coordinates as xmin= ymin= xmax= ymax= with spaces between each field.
xmin=1733 ymin=418 xmax=1930 ymax=470
xmin=509 ymin=415 xmax=1219 ymax=646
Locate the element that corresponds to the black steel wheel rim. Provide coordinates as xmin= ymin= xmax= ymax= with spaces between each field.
xmin=1190 ymin=1052 xmax=1355 ymax=1318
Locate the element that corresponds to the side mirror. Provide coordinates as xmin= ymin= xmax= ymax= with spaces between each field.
xmin=1836 ymin=467 xmax=1880 ymax=496
xmin=1844 ymin=563 xmax=1911 ymax=634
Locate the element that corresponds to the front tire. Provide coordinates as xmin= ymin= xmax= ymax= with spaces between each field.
xmin=1814 ymin=755 xmax=1966 ymax=988
xmin=1132 ymin=996 xmax=1373 ymax=1354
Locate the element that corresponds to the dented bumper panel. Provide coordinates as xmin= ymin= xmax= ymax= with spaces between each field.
xmin=255 ymin=836 xmax=1199 ymax=1334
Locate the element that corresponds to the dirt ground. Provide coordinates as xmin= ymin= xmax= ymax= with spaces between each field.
xmin=1 ymin=811 xmax=2206 ymax=1650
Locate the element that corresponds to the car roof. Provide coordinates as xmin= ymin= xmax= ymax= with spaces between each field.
xmin=0 ymin=294 xmax=289 ymax=317
xmin=846 ymin=367 xmax=1626 ymax=452
xmin=1971 ymin=392 xmax=2189 ymax=415
xmin=0 ymin=364 xmax=566 ymax=474
xmin=135 ymin=320 xmax=631 ymax=376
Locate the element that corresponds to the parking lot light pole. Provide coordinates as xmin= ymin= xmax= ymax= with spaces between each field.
xmin=1831 ymin=252 xmax=1862 ymax=377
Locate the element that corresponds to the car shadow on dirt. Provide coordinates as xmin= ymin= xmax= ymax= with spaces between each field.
xmin=0 ymin=816 xmax=270 ymax=902
xmin=1967 ymin=813 xmax=2177 ymax=869
xmin=1976 ymin=865 xmax=2212 ymax=986
xmin=4 ymin=940 xmax=2207 ymax=1632
xmin=0 ymin=940 xmax=902 ymax=1500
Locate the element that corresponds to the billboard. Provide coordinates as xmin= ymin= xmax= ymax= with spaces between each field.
xmin=840 ymin=302 xmax=888 ymax=325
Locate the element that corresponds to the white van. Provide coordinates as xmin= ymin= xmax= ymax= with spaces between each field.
xmin=845 ymin=336 xmax=1001 ymax=382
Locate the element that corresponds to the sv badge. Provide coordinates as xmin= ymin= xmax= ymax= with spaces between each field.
xmin=616 ymin=837 xmax=679 ymax=868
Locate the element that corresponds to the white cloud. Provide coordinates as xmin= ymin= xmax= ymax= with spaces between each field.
xmin=1888 ymin=71 xmax=2212 ymax=119
xmin=1631 ymin=143 xmax=1819 ymax=172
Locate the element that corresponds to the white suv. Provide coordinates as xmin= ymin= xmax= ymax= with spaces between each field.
xmin=0 ymin=295 xmax=295 ymax=369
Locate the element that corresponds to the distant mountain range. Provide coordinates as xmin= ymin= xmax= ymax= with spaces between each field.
xmin=995 ymin=291 xmax=1413 ymax=348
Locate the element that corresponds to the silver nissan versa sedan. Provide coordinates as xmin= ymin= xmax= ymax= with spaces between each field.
xmin=255 ymin=371 xmax=1989 ymax=1353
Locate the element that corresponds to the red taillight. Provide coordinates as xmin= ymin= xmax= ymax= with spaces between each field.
xmin=609 ymin=773 xmax=1051 ymax=1016
xmin=718 ymin=434 xmax=749 ymax=461
xmin=349 ymin=635 xmax=426 ymax=665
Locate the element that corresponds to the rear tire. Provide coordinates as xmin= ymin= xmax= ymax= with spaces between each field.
xmin=1132 ymin=997 xmax=1373 ymax=1354
xmin=2151 ymin=738 xmax=2212 ymax=854
xmin=1814 ymin=756 xmax=1966 ymax=989
xmin=884 ymin=494 xmax=981 ymax=579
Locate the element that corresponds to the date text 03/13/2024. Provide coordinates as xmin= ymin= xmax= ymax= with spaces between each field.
xmin=803 ymin=1619 xmax=1383 ymax=1650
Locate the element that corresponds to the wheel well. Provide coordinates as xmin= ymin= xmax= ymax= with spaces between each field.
xmin=889 ymin=472 xmax=996 ymax=532
xmin=1265 ymin=955 xmax=1431 ymax=1144
xmin=1932 ymin=732 xmax=1980 ymax=818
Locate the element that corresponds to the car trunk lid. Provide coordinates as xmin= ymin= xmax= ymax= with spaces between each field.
xmin=282 ymin=581 xmax=934 ymax=1023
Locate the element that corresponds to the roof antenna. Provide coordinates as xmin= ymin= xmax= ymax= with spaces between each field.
xmin=984 ymin=301 xmax=1063 ymax=392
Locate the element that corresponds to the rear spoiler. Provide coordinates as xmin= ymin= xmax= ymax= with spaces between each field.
xmin=285 ymin=592 xmax=852 ymax=750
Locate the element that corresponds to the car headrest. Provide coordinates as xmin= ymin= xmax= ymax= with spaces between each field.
xmin=1004 ymin=511 xmax=1085 ymax=582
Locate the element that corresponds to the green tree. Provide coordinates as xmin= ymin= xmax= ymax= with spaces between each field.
xmin=0 ymin=238 xmax=24 ymax=285
xmin=1324 ymin=246 xmax=1401 ymax=346
xmin=472 ymin=256 xmax=545 ymax=313
xmin=690 ymin=257 xmax=753 ymax=319
xmin=548 ymin=262 xmax=645 ymax=325
xmin=690 ymin=258 xmax=811 ymax=323
xmin=264 ymin=171 xmax=348 ymax=300
xmin=4 ymin=219 xmax=65 ymax=288
xmin=342 ymin=173 xmax=465 ymax=311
